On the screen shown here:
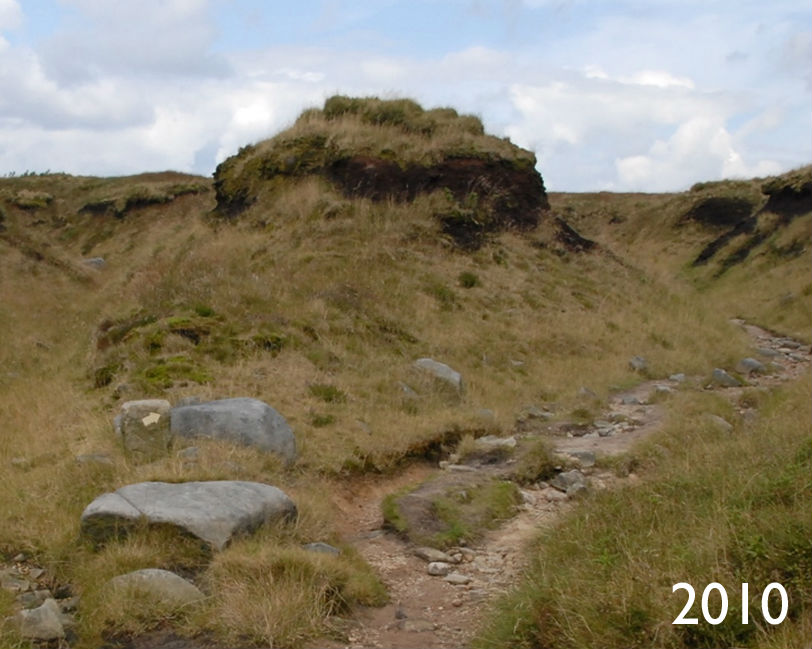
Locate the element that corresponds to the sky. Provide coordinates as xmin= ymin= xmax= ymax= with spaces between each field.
xmin=0 ymin=0 xmax=810 ymax=191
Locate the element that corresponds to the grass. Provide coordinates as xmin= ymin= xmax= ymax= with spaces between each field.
xmin=475 ymin=375 xmax=812 ymax=649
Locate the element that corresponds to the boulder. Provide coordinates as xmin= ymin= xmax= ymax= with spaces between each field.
xmin=80 ymin=480 xmax=297 ymax=550
xmin=115 ymin=399 xmax=172 ymax=462
xmin=106 ymin=569 xmax=204 ymax=607
xmin=413 ymin=358 xmax=463 ymax=393
xmin=170 ymin=398 xmax=296 ymax=464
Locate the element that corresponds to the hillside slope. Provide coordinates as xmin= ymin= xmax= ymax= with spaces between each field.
xmin=0 ymin=98 xmax=809 ymax=648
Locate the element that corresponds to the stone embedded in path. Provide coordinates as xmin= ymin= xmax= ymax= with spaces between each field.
xmin=735 ymin=357 xmax=767 ymax=375
xmin=106 ymin=569 xmax=204 ymax=607
xmin=80 ymin=480 xmax=297 ymax=550
xmin=711 ymin=368 xmax=742 ymax=387
xmin=170 ymin=398 xmax=296 ymax=464
xmin=414 ymin=547 xmax=455 ymax=563
xmin=444 ymin=572 xmax=472 ymax=585
xmin=427 ymin=561 xmax=450 ymax=576
xmin=115 ymin=399 xmax=172 ymax=462
xmin=413 ymin=358 xmax=463 ymax=393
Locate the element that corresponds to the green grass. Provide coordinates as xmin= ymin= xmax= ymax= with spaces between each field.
xmin=475 ymin=375 xmax=812 ymax=649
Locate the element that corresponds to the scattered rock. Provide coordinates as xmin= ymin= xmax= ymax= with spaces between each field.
xmin=550 ymin=469 xmax=586 ymax=493
xmin=577 ymin=386 xmax=598 ymax=400
xmin=17 ymin=589 xmax=53 ymax=609
xmin=80 ymin=480 xmax=297 ymax=550
xmin=14 ymin=598 xmax=65 ymax=641
xmin=116 ymin=399 xmax=172 ymax=462
xmin=655 ymin=385 xmax=674 ymax=395
xmin=567 ymin=450 xmax=596 ymax=468
xmin=413 ymin=358 xmax=463 ymax=393
xmin=427 ymin=562 xmax=450 ymax=576
xmin=1 ymin=568 xmax=31 ymax=593
xmin=176 ymin=446 xmax=200 ymax=460
xmin=302 ymin=542 xmax=340 ymax=555
xmin=106 ymin=569 xmax=204 ymax=608
xmin=170 ymin=398 xmax=296 ymax=464
xmin=620 ymin=396 xmax=642 ymax=405
xmin=444 ymin=572 xmax=472 ymax=585
xmin=629 ymin=356 xmax=648 ymax=372
xmin=474 ymin=435 xmax=517 ymax=450
xmin=414 ymin=547 xmax=455 ymax=563
xmin=544 ymin=488 xmax=568 ymax=502
xmin=735 ymin=357 xmax=767 ymax=375
xmin=567 ymin=482 xmax=588 ymax=498
xmin=756 ymin=347 xmax=780 ymax=358
xmin=669 ymin=373 xmax=686 ymax=382
xmin=711 ymin=368 xmax=743 ymax=387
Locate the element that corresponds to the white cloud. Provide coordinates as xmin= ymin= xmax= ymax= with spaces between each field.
xmin=0 ymin=0 xmax=21 ymax=30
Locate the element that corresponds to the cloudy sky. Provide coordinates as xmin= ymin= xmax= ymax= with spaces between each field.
xmin=0 ymin=0 xmax=809 ymax=191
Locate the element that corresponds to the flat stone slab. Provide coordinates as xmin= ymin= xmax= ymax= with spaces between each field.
xmin=81 ymin=481 xmax=297 ymax=550
xmin=170 ymin=398 xmax=296 ymax=464
xmin=106 ymin=569 xmax=204 ymax=607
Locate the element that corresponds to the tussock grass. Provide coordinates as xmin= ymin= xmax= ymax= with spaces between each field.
xmin=475 ymin=374 xmax=812 ymax=649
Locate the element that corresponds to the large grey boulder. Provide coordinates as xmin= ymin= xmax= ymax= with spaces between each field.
xmin=170 ymin=398 xmax=296 ymax=464
xmin=106 ymin=569 xmax=204 ymax=607
xmin=80 ymin=480 xmax=297 ymax=550
xmin=414 ymin=358 xmax=463 ymax=393
xmin=115 ymin=399 xmax=172 ymax=462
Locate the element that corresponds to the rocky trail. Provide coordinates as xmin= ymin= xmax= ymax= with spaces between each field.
xmin=2 ymin=321 xmax=809 ymax=649
xmin=312 ymin=320 xmax=812 ymax=649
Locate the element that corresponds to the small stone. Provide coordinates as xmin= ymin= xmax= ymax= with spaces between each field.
xmin=706 ymin=414 xmax=733 ymax=433
xmin=567 ymin=482 xmax=588 ymax=498
xmin=302 ymin=542 xmax=340 ymax=555
xmin=551 ymin=469 xmax=586 ymax=492
xmin=544 ymin=488 xmax=568 ymax=502
xmin=445 ymin=572 xmax=472 ymax=585
xmin=621 ymin=396 xmax=641 ymax=405
xmin=402 ymin=619 xmax=435 ymax=632
xmin=10 ymin=457 xmax=30 ymax=469
xmin=176 ymin=446 xmax=200 ymax=460
xmin=756 ymin=347 xmax=780 ymax=358
xmin=577 ymin=386 xmax=598 ymax=400
xmin=452 ymin=598 xmax=463 ymax=607
xmin=27 ymin=568 xmax=45 ymax=580
xmin=711 ymin=368 xmax=742 ymax=387
xmin=735 ymin=358 xmax=767 ymax=375
xmin=567 ymin=450 xmax=596 ymax=467
xmin=629 ymin=356 xmax=648 ymax=372
xmin=1 ymin=570 xmax=31 ymax=593
xmin=475 ymin=435 xmax=517 ymax=449
xmin=106 ymin=569 xmax=204 ymax=608
xmin=427 ymin=562 xmax=450 ymax=576
xmin=447 ymin=464 xmax=478 ymax=472
xmin=655 ymin=385 xmax=673 ymax=394
xmin=82 ymin=257 xmax=105 ymax=269
xmin=75 ymin=453 xmax=113 ymax=466
xmin=15 ymin=598 xmax=65 ymax=640
xmin=12 ymin=553 xmax=26 ymax=562
xmin=669 ymin=373 xmax=686 ymax=382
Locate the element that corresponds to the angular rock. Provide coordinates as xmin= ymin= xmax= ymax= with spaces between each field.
xmin=80 ymin=480 xmax=297 ymax=550
xmin=17 ymin=589 xmax=53 ymax=609
xmin=170 ymin=398 xmax=296 ymax=464
xmin=550 ymin=469 xmax=586 ymax=493
xmin=15 ymin=598 xmax=65 ymax=640
xmin=711 ymin=368 xmax=742 ymax=387
xmin=414 ymin=547 xmax=454 ymax=563
xmin=735 ymin=357 xmax=767 ymax=375
xmin=427 ymin=561 xmax=450 ymax=576
xmin=106 ymin=569 xmax=204 ymax=607
xmin=413 ymin=358 xmax=463 ymax=393
xmin=116 ymin=399 xmax=172 ymax=462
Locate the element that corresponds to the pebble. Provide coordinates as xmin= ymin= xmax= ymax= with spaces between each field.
xmin=414 ymin=547 xmax=455 ymax=563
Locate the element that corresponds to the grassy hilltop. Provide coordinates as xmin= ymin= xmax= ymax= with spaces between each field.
xmin=0 ymin=96 xmax=809 ymax=648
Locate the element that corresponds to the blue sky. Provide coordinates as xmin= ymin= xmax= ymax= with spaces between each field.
xmin=1 ymin=0 xmax=809 ymax=190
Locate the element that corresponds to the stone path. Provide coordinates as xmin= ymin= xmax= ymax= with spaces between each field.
xmin=311 ymin=320 xmax=811 ymax=649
